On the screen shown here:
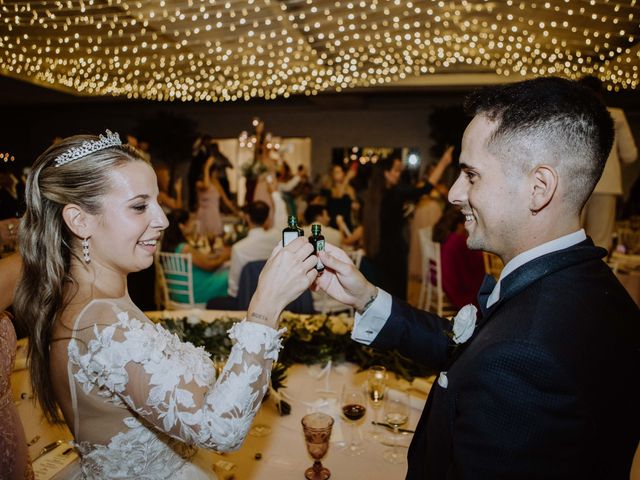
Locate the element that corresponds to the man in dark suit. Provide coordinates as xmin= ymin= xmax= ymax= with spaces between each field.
xmin=315 ymin=77 xmax=640 ymax=479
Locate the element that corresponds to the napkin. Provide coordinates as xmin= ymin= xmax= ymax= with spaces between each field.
xmin=409 ymin=376 xmax=435 ymax=395
xmin=32 ymin=442 xmax=78 ymax=480
xmin=386 ymin=388 xmax=427 ymax=411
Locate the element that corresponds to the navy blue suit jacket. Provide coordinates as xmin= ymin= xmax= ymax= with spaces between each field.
xmin=372 ymin=240 xmax=640 ymax=479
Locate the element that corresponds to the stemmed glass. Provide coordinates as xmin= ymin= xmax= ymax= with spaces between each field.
xmin=383 ymin=390 xmax=410 ymax=464
xmin=340 ymin=385 xmax=367 ymax=456
xmin=301 ymin=413 xmax=334 ymax=480
xmin=364 ymin=365 xmax=387 ymax=441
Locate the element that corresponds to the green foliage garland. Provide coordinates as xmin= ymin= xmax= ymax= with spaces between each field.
xmin=159 ymin=312 xmax=436 ymax=389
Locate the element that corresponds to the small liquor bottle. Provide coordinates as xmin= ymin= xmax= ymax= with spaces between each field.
xmin=308 ymin=224 xmax=325 ymax=273
xmin=282 ymin=215 xmax=303 ymax=246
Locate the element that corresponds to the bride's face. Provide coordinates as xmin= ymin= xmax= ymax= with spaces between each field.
xmin=88 ymin=161 xmax=168 ymax=275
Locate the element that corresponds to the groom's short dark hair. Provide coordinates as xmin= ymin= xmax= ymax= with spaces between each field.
xmin=464 ymin=76 xmax=614 ymax=213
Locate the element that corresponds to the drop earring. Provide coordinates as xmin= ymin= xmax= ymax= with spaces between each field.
xmin=82 ymin=237 xmax=91 ymax=264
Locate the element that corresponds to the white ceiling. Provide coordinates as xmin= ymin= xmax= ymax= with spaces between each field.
xmin=1 ymin=0 xmax=638 ymax=102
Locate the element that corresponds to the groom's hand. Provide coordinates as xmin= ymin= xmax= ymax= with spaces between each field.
xmin=315 ymin=244 xmax=377 ymax=312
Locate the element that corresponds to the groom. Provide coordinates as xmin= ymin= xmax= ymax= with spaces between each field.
xmin=315 ymin=77 xmax=640 ymax=479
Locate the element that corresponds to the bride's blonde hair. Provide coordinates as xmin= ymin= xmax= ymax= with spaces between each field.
xmin=14 ymin=134 xmax=145 ymax=422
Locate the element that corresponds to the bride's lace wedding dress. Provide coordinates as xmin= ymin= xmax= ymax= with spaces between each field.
xmin=59 ymin=296 xmax=282 ymax=479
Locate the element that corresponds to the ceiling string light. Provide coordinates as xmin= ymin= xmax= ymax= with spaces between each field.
xmin=0 ymin=0 xmax=638 ymax=102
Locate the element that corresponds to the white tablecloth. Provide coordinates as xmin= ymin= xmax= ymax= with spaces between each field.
xmin=198 ymin=362 xmax=428 ymax=479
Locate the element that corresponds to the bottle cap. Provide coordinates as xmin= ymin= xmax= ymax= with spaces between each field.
xmin=288 ymin=215 xmax=297 ymax=227
xmin=311 ymin=224 xmax=322 ymax=235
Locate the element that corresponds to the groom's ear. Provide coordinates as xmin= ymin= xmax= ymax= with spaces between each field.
xmin=529 ymin=164 xmax=558 ymax=214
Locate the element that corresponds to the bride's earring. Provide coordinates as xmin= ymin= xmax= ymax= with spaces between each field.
xmin=82 ymin=237 xmax=91 ymax=264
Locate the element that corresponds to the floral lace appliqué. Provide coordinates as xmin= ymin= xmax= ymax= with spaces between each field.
xmin=67 ymin=305 xmax=283 ymax=479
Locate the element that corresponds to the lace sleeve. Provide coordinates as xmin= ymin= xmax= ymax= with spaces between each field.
xmin=68 ymin=305 xmax=283 ymax=452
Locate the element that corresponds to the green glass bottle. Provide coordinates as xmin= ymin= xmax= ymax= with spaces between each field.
xmin=309 ymin=224 xmax=325 ymax=273
xmin=282 ymin=215 xmax=303 ymax=246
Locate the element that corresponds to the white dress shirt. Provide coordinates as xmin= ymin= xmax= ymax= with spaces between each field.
xmin=353 ymin=229 xmax=587 ymax=345
xmin=227 ymin=227 xmax=281 ymax=297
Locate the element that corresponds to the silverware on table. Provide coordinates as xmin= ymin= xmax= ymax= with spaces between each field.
xmin=33 ymin=440 xmax=63 ymax=461
xmin=371 ymin=421 xmax=415 ymax=434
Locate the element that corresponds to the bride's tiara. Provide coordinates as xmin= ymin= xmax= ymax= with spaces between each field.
xmin=54 ymin=130 xmax=122 ymax=167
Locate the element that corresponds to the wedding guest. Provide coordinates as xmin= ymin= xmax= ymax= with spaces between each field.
xmin=155 ymin=163 xmax=183 ymax=214
xmin=162 ymin=209 xmax=230 ymax=304
xmin=226 ymin=201 xmax=280 ymax=299
xmin=254 ymin=152 xmax=299 ymax=230
xmin=578 ymin=75 xmax=638 ymax=250
xmin=14 ymin=131 xmax=319 ymax=478
xmin=336 ymin=215 xmax=363 ymax=249
xmin=362 ymin=151 xmax=453 ymax=300
xmin=0 ymin=253 xmax=20 ymax=310
xmin=195 ymin=153 xmax=237 ymax=237
xmin=188 ymin=133 xmax=210 ymax=208
xmin=432 ymin=204 xmax=485 ymax=309
xmin=321 ymin=163 xmax=357 ymax=230
xmin=406 ymin=151 xmax=452 ymax=305
xmin=0 ymin=167 xmax=20 ymax=220
xmin=253 ymin=150 xmax=279 ymax=227
xmin=314 ymin=77 xmax=639 ymax=479
xmin=0 ymin=253 xmax=33 ymax=480
xmin=208 ymin=141 xmax=233 ymax=199
xmin=303 ymin=204 xmax=342 ymax=246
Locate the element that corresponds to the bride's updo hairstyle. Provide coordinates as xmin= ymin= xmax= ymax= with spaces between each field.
xmin=14 ymin=133 xmax=146 ymax=422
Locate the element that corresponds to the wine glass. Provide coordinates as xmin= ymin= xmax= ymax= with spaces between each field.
xmin=383 ymin=390 xmax=410 ymax=464
xmin=301 ymin=412 xmax=334 ymax=480
xmin=364 ymin=365 xmax=387 ymax=441
xmin=340 ymin=385 xmax=366 ymax=456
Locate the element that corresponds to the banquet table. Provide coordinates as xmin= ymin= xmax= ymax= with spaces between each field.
xmin=11 ymin=309 xmax=433 ymax=480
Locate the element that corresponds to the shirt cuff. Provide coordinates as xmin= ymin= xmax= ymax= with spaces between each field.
xmin=351 ymin=288 xmax=392 ymax=345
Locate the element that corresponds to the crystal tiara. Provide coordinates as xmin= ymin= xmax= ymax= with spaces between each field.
xmin=54 ymin=130 xmax=122 ymax=167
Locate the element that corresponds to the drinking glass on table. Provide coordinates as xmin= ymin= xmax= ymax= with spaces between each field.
xmin=301 ymin=412 xmax=334 ymax=480
xmin=340 ymin=385 xmax=366 ymax=456
xmin=364 ymin=365 xmax=387 ymax=441
xmin=383 ymin=390 xmax=410 ymax=464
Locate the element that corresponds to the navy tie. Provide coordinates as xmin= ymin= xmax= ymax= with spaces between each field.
xmin=477 ymin=274 xmax=497 ymax=317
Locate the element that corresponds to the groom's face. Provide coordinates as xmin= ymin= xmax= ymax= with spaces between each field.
xmin=449 ymin=115 xmax=530 ymax=263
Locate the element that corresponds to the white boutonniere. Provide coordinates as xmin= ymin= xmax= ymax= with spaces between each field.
xmin=451 ymin=304 xmax=478 ymax=344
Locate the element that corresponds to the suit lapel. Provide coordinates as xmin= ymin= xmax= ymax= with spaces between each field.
xmin=484 ymin=241 xmax=605 ymax=319
xmin=477 ymin=274 xmax=497 ymax=318
xmin=446 ymin=240 xmax=605 ymax=369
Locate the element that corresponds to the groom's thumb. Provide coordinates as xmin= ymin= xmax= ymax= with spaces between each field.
xmin=318 ymin=249 xmax=349 ymax=274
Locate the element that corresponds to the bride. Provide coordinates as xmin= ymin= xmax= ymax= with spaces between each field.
xmin=14 ymin=131 xmax=319 ymax=479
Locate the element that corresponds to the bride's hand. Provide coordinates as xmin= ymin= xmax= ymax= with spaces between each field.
xmin=247 ymin=237 xmax=318 ymax=328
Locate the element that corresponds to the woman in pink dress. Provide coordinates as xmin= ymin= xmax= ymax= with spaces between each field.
xmin=195 ymin=155 xmax=236 ymax=237
xmin=0 ymin=253 xmax=34 ymax=480
xmin=432 ymin=205 xmax=485 ymax=310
